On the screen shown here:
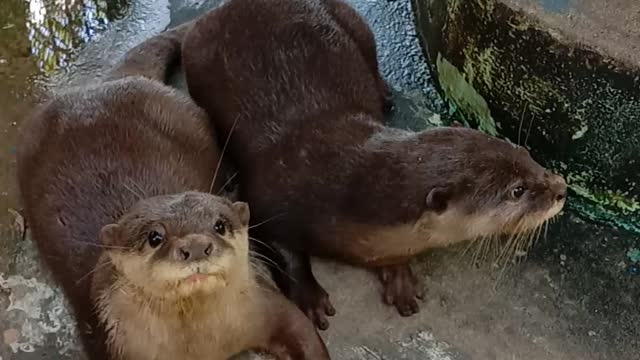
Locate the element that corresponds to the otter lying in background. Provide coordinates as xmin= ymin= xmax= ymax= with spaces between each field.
xmin=182 ymin=0 xmax=568 ymax=330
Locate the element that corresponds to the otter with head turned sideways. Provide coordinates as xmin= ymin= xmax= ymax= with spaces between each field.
xmin=182 ymin=0 xmax=568 ymax=330
xmin=16 ymin=22 xmax=330 ymax=360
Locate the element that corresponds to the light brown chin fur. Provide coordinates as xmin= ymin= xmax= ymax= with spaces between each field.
xmin=173 ymin=274 xmax=229 ymax=298
xmin=94 ymin=261 xmax=258 ymax=359
xmin=319 ymin=197 xmax=566 ymax=266
xmin=502 ymin=199 xmax=565 ymax=236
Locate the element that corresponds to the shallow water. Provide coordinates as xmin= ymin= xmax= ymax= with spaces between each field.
xmin=0 ymin=0 xmax=128 ymax=239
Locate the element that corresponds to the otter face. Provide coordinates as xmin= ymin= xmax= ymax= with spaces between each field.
xmin=100 ymin=192 xmax=250 ymax=299
xmin=418 ymin=127 xmax=567 ymax=243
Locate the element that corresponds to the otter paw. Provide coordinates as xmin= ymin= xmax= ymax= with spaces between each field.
xmin=290 ymin=284 xmax=336 ymax=330
xmin=379 ymin=264 xmax=425 ymax=316
xmin=381 ymin=82 xmax=395 ymax=114
xmin=383 ymin=95 xmax=395 ymax=114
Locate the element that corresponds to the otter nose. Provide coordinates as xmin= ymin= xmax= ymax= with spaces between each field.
xmin=173 ymin=236 xmax=214 ymax=262
xmin=549 ymin=174 xmax=568 ymax=202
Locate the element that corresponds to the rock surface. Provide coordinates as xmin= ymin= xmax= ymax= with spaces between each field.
xmin=412 ymin=0 xmax=640 ymax=233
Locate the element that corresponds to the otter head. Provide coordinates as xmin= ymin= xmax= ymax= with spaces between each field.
xmin=415 ymin=127 xmax=567 ymax=243
xmin=100 ymin=192 xmax=250 ymax=299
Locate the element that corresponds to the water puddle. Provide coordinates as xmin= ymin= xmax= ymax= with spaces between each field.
xmin=0 ymin=0 xmax=129 ymax=251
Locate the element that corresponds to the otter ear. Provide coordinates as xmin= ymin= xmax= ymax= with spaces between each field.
xmin=425 ymin=187 xmax=450 ymax=214
xmin=232 ymin=201 xmax=250 ymax=227
xmin=99 ymin=224 xmax=121 ymax=248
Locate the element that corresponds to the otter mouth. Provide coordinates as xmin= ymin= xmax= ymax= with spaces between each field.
xmin=177 ymin=267 xmax=227 ymax=287
xmin=501 ymin=201 xmax=565 ymax=237
xmin=183 ymin=273 xmax=216 ymax=284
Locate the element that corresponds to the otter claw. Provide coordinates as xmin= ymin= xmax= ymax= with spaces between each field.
xmin=378 ymin=264 xmax=424 ymax=316
xmin=381 ymin=81 xmax=395 ymax=114
xmin=291 ymin=283 xmax=336 ymax=330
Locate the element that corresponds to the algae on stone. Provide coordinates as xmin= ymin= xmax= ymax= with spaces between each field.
xmin=436 ymin=53 xmax=498 ymax=136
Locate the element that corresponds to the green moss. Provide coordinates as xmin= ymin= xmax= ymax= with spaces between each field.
xmin=507 ymin=16 xmax=532 ymax=32
xmin=463 ymin=45 xmax=497 ymax=90
xmin=446 ymin=0 xmax=462 ymax=23
xmin=628 ymin=248 xmax=640 ymax=263
xmin=419 ymin=0 xmax=640 ymax=234
xmin=475 ymin=0 xmax=495 ymax=19
xmin=567 ymin=172 xmax=640 ymax=215
xmin=436 ymin=53 xmax=498 ymax=136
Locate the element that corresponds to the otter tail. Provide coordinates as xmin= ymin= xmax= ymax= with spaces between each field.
xmin=104 ymin=21 xmax=193 ymax=83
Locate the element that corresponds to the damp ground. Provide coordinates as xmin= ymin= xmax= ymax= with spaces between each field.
xmin=0 ymin=0 xmax=638 ymax=359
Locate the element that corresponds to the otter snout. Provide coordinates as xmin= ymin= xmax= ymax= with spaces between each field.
xmin=172 ymin=235 xmax=215 ymax=262
xmin=547 ymin=172 xmax=568 ymax=202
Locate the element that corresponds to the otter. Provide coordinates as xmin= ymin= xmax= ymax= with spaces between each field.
xmin=182 ymin=0 xmax=567 ymax=330
xmin=16 ymin=23 xmax=329 ymax=359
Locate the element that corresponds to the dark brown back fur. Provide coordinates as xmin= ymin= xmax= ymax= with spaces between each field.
xmin=16 ymin=24 xmax=222 ymax=359
xmin=183 ymin=0 xmax=567 ymax=329
xmin=183 ymin=0 xmax=564 ymax=252
xmin=183 ymin=0 xmax=386 ymax=242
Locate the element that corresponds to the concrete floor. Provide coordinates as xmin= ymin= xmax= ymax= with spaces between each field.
xmin=0 ymin=0 xmax=638 ymax=359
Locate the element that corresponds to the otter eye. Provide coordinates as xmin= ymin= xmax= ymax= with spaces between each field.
xmin=214 ymin=219 xmax=226 ymax=236
xmin=147 ymin=231 xmax=164 ymax=248
xmin=511 ymin=186 xmax=526 ymax=199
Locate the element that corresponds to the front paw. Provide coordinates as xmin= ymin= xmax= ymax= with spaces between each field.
xmin=378 ymin=264 xmax=425 ymax=316
xmin=289 ymin=283 xmax=336 ymax=330
xmin=381 ymin=81 xmax=395 ymax=114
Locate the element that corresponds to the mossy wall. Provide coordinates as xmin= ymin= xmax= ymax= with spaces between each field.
xmin=413 ymin=0 xmax=640 ymax=233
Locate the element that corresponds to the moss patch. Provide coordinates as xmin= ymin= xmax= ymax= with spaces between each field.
xmin=436 ymin=53 xmax=498 ymax=135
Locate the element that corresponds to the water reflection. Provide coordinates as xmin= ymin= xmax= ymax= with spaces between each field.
xmin=0 ymin=0 xmax=129 ymax=255
xmin=25 ymin=0 xmax=128 ymax=74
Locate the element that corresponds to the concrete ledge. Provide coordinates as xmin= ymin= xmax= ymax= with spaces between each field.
xmin=412 ymin=0 xmax=640 ymax=233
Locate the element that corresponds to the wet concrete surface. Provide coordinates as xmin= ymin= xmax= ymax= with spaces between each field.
xmin=509 ymin=0 xmax=640 ymax=66
xmin=0 ymin=0 xmax=638 ymax=359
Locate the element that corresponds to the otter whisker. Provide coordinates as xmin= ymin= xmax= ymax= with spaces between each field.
xmin=533 ymin=221 xmax=545 ymax=245
xmin=506 ymin=234 xmax=524 ymax=264
xmin=249 ymin=213 xmax=287 ymax=230
xmin=490 ymin=233 xmax=501 ymax=261
xmin=69 ymin=240 xmax=133 ymax=250
xmin=543 ymin=220 xmax=550 ymax=240
xmin=461 ymin=234 xmax=486 ymax=267
xmin=249 ymin=236 xmax=277 ymax=253
xmin=210 ymin=116 xmax=239 ymax=194
xmin=517 ymin=102 xmax=527 ymax=146
xmin=122 ymin=181 xmax=143 ymax=201
xmin=464 ymin=238 xmax=480 ymax=267
xmin=248 ymin=258 xmax=275 ymax=283
xmin=76 ymin=261 xmax=112 ymax=285
xmin=248 ymin=255 xmax=298 ymax=285
xmin=460 ymin=235 xmax=480 ymax=263
xmin=496 ymin=232 xmax=516 ymax=266
xmin=493 ymin=223 xmax=530 ymax=285
xmin=127 ymin=177 xmax=148 ymax=199
xmin=514 ymin=228 xmax=535 ymax=263
xmin=217 ymin=171 xmax=239 ymax=195
xmin=524 ymin=112 xmax=534 ymax=147
xmin=497 ymin=219 xmax=528 ymax=266
xmin=515 ymin=222 xmax=537 ymax=258
xmin=248 ymin=250 xmax=281 ymax=270
xmin=526 ymin=222 xmax=541 ymax=250
xmin=248 ymin=249 xmax=296 ymax=283
xmin=515 ymin=225 xmax=534 ymax=258
xmin=474 ymin=236 xmax=487 ymax=262
xmin=481 ymin=235 xmax=495 ymax=264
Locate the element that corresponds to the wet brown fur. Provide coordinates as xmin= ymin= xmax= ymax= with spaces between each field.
xmin=182 ymin=0 xmax=567 ymax=329
xmin=16 ymin=22 xmax=329 ymax=360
